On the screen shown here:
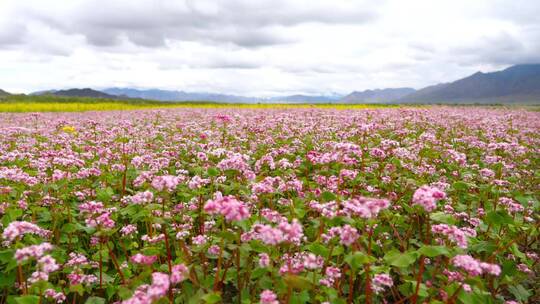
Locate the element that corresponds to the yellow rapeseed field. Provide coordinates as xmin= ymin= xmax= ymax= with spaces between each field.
xmin=0 ymin=101 xmax=394 ymax=112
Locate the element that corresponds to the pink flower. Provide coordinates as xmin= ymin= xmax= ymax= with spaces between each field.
xmin=130 ymin=253 xmax=158 ymax=265
xmin=342 ymin=197 xmax=390 ymax=218
xmin=338 ymin=225 xmax=359 ymax=246
xmin=130 ymin=191 xmax=154 ymax=204
xmin=204 ymin=194 xmax=250 ymax=222
xmin=29 ymin=255 xmax=60 ymax=284
xmin=499 ymin=197 xmax=524 ymax=213
xmin=372 ymin=273 xmax=393 ymax=294
xmin=15 ymin=242 xmax=53 ymax=262
xmin=260 ymin=290 xmax=278 ymax=304
xmin=151 ymin=175 xmax=180 ymax=192
xmin=303 ymin=253 xmax=324 ymax=269
xmin=278 ymin=219 xmax=304 ymax=245
xmin=215 ymin=114 xmax=232 ymax=123
xmin=120 ymin=224 xmax=138 ymax=237
xmin=248 ymin=219 xmax=304 ymax=245
xmin=65 ymin=252 xmax=90 ymax=268
xmin=452 ymin=255 xmax=500 ymax=276
xmin=141 ymin=234 xmax=165 ymax=244
xmin=2 ymin=221 xmax=50 ymax=245
xmin=412 ymin=185 xmax=446 ymax=212
xmin=432 ymin=224 xmax=473 ymax=249
xmin=44 ymin=289 xmax=66 ymax=303
xmin=208 ymin=245 xmax=220 ymax=255
xmin=170 ymin=264 xmax=189 ymax=284
xmin=322 ymin=225 xmax=359 ymax=246
xmin=86 ymin=212 xmax=115 ymax=229
xmin=255 ymin=225 xmax=284 ymax=245
xmin=259 ymin=253 xmax=271 ymax=268
xmin=146 ymin=272 xmax=170 ymax=300
xmin=320 ymin=266 xmax=341 ymax=286
xmin=188 ymin=175 xmax=210 ymax=189
xmin=192 ymin=234 xmax=209 ymax=246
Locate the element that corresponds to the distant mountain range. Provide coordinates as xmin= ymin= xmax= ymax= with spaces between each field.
xmin=0 ymin=89 xmax=10 ymax=97
xmin=341 ymin=88 xmax=416 ymax=103
xmin=103 ymin=88 xmax=342 ymax=103
xmin=103 ymin=88 xmax=256 ymax=102
xmin=2 ymin=64 xmax=539 ymax=104
xmin=397 ymin=64 xmax=540 ymax=103
xmin=52 ymin=88 xmax=125 ymax=99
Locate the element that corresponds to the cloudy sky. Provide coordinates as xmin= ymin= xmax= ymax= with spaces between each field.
xmin=1 ymin=0 xmax=539 ymax=96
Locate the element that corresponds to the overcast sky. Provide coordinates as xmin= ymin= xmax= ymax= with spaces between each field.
xmin=1 ymin=0 xmax=539 ymax=96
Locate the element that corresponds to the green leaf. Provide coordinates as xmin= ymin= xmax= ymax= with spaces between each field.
xmin=485 ymin=210 xmax=513 ymax=226
xmin=452 ymin=181 xmax=469 ymax=191
xmin=0 ymin=272 xmax=15 ymax=288
xmin=284 ymin=274 xmax=314 ymax=290
xmin=201 ymin=292 xmax=221 ymax=304
xmin=384 ymin=250 xmax=417 ymax=268
xmin=457 ymin=289 xmax=495 ymax=304
xmin=290 ymin=290 xmax=310 ymax=304
xmin=416 ymin=245 xmax=450 ymax=257
xmin=69 ymin=284 xmax=85 ymax=296
xmin=62 ymin=222 xmax=78 ymax=233
xmin=469 ymin=241 xmax=497 ymax=254
xmin=207 ymin=167 xmax=219 ymax=177
xmin=85 ymin=297 xmax=106 ymax=304
xmin=14 ymin=296 xmax=39 ymax=304
xmin=510 ymin=243 xmax=526 ymax=259
xmin=508 ymin=284 xmax=531 ymax=302
xmin=251 ymin=267 xmax=268 ymax=279
xmin=345 ymin=252 xmax=374 ymax=270
xmin=306 ymin=242 xmax=329 ymax=258
xmin=0 ymin=249 xmax=14 ymax=262
xmin=321 ymin=191 xmax=337 ymax=202
xmin=430 ymin=212 xmax=456 ymax=224
xmin=96 ymin=187 xmax=114 ymax=202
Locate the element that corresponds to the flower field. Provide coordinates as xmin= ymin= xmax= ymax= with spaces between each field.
xmin=0 ymin=107 xmax=538 ymax=304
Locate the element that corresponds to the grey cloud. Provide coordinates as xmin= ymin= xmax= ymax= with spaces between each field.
xmin=0 ymin=22 xmax=27 ymax=47
xmin=488 ymin=0 xmax=540 ymax=25
xmin=18 ymin=0 xmax=378 ymax=48
xmin=450 ymin=31 xmax=540 ymax=66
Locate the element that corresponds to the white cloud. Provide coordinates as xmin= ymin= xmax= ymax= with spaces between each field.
xmin=0 ymin=0 xmax=538 ymax=95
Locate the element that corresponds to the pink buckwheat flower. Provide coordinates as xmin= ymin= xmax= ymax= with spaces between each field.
xmin=170 ymin=264 xmax=189 ymax=284
xmin=120 ymin=224 xmax=138 ymax=237
xmin=2 ymin=221 xmax=50 ymax=245
xmin=260 ymin=290 xmax=278 ymax=304
xmin=151 ymin=175 xmax=180 ymax=192
xmin=372 ymin=274 xmax=394 ymax=294
xmin=431 ymin=224 xmax=473 ymax=249
xmin=259 ymin=253 xmax=271 ymax=268
xmin=204 ymin=193 xmax=250 ymax=222
xmin=44 ymin=289 xmax=66 ymax=303
xmin=130 ymin=253 xmax=158 ymax=265
xmin=15 ymin=242 xmax=53 ymax=262
xmin=412 ymin=185 xmax=446 ymax=212
xmin=452 ymin=255 xmax=501 ymax=276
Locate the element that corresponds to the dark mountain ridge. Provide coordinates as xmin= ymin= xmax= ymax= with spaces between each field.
xmin=398 ymin=64 xmax=540 ymax=103
xmin=341 ymin=88 xmax=416 ymax=103
xmin=51 ymin=88 xmax=121 ymax=99
xmin=0 ymin=89 xmax=11 ymax=97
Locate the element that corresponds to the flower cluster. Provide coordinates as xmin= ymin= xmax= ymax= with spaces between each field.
xmin=451 ymin=255 xmax=501 ymax=276
xmin=204 ymin=192 xmax=250 ymax=222
xmin=412 ymin=185 xmax=446 ymax=212
xmin=2 ymin=221 xmax=50 ymax=245
xmin=431 ymin=224 xmax=476 ymax=248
